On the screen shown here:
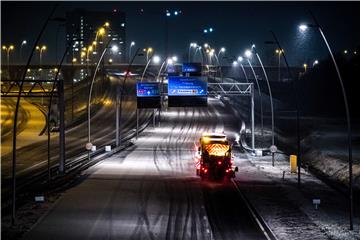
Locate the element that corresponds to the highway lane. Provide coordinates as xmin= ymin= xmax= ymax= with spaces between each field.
xmin=1 ymin=76 xmax=145 ymax=176
xmin=24 ymin=98 xmax=267 ymax=240
xmin=1 ymin=77 xmax=150 ymax=180
xmin=1 ymin=98 xmax=41 ymax=156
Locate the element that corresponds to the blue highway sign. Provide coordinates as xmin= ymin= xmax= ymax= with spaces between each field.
xmin=136 ymin=82 xmax=160 ymax=97
xmin=168 ymin=76 xmax=207 ymax=96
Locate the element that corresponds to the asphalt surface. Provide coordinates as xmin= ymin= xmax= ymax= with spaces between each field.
xmin=23 ymin=98 xmax=267 ymax=240
xmin=1 ymin=98 xmax=35 ymax=156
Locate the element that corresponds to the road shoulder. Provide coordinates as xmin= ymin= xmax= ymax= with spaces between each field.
xmin=234 ymin=152 xmax=360 ymax=240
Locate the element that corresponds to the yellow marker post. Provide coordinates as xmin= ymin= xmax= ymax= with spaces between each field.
xmin=290 ymin=155 xmax=297 ymax=174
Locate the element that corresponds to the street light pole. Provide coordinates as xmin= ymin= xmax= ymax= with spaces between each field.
xmin=188 ymin=44 xmax=192 ymax=62
xmin=87 ymin=40 xmax=115 ymax=160
xmin=48 ymin=37 xmax=82 ymax=182
xmin=157 ymin=60 xmax=167 ymax=81
xmin=20 ymin=40 xmax=27 ymax=64
xmin=11 ymin=4 xmax=58 ymax=226
xmin=36 ymin=45 xmax=47 ymax=67
xmin=246 ymin=56 xmax=264 ymax=138
xmin=240 ymin=64 xmax=249 ymax=82
xmin=141 ymin=52 xmax=156 ymax=82
xmin=253 ymin=45 xmax=275 ymax=166
xmin=2 ymin=46 xmax=14 ymax=78
xmin=129 ymin=41 xmax=135 ymax=63
xmin=275 ymin=49 xmax=282 ymax=82
xmin=195 ymin=47 xmax=204 ymax=65
xmin=118 ymin=48 xmax=141 ymax=145
xmin=301 ymin=11 xmax=353 ymax=230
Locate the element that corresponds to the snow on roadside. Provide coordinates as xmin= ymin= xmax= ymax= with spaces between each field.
xmin=235 ymin=151 xmax=360 ymax=240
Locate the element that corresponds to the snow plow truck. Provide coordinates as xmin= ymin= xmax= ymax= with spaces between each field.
xmin=195 ymin=133 xmax=238 ymax=180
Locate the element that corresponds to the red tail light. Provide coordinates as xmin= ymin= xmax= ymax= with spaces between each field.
xmin=218 ymin=161 xmax=222 ymax=165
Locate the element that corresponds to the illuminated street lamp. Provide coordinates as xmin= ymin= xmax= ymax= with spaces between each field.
xmin=203 ymin=27 xmax=214 ymax=33
xmin=84 ymin=46 xmax=94 ymax=77
xmin=165 ymin=9 xmax=181 ymax=17
xmin=164 ymin=10 xmax=181 ymax=57
xmin=236 ymin=56 xmax=249 ymax=83
xmin=20 ymin=40 xmax=27 ymax=63
xmin=252 ymin=44 xmax=276 ymax=164
xmin=157 ymin=55 xmax=177 ymax=81
xmin=207 ymin=48 xmax=216 ymax=67
xmin=275 ymin=48 xmax=284 ymax=82
xmin=152 ymin=55 xmax=161 ymax=64
xmin=188 ymin=42 xmax=198 ymax=62
xmin=129 ymin=41 xmax=135 ymax=62
xmin=217 ymin=47 xmax=225 ymax=58
xmin=298 ymin=14 xmax=354 ymax=229
xmin=167 ymin=58 xmax=174 ymax=65
xmin=244 ymin=49 xmax=264 ymax=136
xmin=216 ymin=47 xmax=226 ymax=66
xmin=208 ymin=49 xmax=214 ymax=57
xmin=2 ymin=45 xmax=15 ymax=73
xmin=141 ymin=53 xmax=158 ymax=82
xmin=145 ymin=47 xmax=153 ymax=61
xmin=244 ymin=49 xmax=252 ymax=58
xmin=80 ymin=51 xmax=86 ymax=59
xmin=87 ymin=43 xmax=119 ymax=161
xmin=313 ymin=60 xmax=319 ymax=66
xmin=86 ymin=46 xmax=94 ymax=62
xmin=98 ymin=27 xmax=106 ymax=35
xmin=299 ymin=24 xmax=308 ymax=32
xmin=36 ymin=45 xmax=46 ymax=66
xmin=303 ymin=63 xmax=308 ymax=72
xmin=95 ymin=27 xmax=106 ymax=43
xmin=111 ymin=45 xmax=119 ymax=53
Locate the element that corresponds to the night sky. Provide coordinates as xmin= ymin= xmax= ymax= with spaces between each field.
xmin=2 ymin=1 xmax=360 ymax=65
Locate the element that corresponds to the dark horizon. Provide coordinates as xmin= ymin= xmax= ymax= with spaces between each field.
xmin=2 ymin=1 xmax=360 ymax=66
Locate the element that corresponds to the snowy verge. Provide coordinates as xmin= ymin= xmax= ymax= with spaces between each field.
xmin=234 ymin=151 xmax=360 ymax=240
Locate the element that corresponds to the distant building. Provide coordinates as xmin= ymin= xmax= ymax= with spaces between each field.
xmin=66 ymin=9 xmax=126 ymax=78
